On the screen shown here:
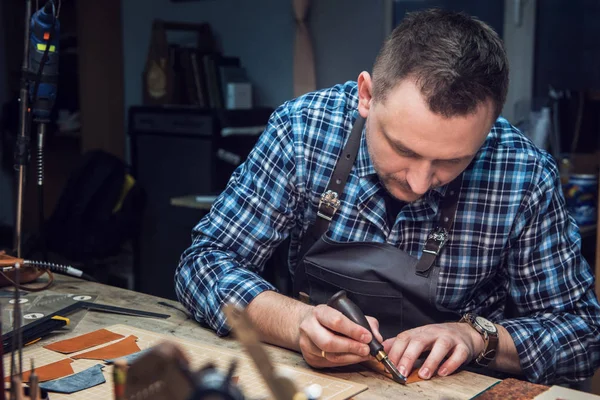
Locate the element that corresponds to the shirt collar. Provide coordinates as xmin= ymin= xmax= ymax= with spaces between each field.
xmin=355 ymin=125 xmax=376 ymax=178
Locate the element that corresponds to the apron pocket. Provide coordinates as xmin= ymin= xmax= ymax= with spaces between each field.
xmin=304 ymin=261 xmax=403 ymax=339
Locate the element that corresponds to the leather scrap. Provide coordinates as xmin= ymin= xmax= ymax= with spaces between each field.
xmin=105 ymin=348 xmax=152 ymax=365
xmin=72 ymin=335 xmax=140 ymax=360
xmin=39 ymin=364 xmax=105 ymax=394
xmin=472 ymin=378 xmax=548 ymax=399
xmin=5 ymin=359 xmax=74 ymax=383
xmin=405 ymin=369 xmax=424 ymax=384
xmin=44 ymin=328 xmax=124 ymax=354
xmin=362 ymin=359 xmax=425 ymax=384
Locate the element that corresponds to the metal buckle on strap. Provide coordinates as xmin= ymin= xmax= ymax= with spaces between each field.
xmin=422 ymin=227 xmax=448 ymax=256
xmin=317 ymin=190 xmax=341 ymax=221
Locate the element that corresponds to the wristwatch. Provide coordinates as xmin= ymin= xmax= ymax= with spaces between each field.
xmin=460 ymin=313 xmax=499 ymax=367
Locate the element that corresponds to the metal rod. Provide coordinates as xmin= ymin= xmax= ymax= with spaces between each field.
xmin=10 ymin=275 xmax=17 ymax=380
xmin=15 ymin=266 xmax=22 ymax=378
xmin=29 ymin=359 xmax=39 ymax=400
xmin=0 ymin=304 xmax=5 ymax=400
xmin=9 ymin=265 xmax=22 ymax=400
xmin=14 ymin=0 xmax=33 ymax=258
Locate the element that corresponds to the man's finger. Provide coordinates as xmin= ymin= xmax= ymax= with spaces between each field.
xmin=309 ymin=313 xmax=371 ymax=356
xmin=437 ymin=343 xmax=471 ymax=377
xmin=302 ymin=336 xmax=370 ymax=368
xmin=301 ymin=335 xmax=330 ymax=360
xmin=316 ymin=305 xmax=372 ymax=343
xmin=382 ymin=337 xmax=396 ymax=354
xmin=366 ymin=316 xmax=384 ymax=343
xmin=418 ymin=337 xmax=455 ymax=379
xmin=387 ymin=334 xmax=410 ymax=366
xmin=310 ymin=328 xmax=371 ymax=356
xmin=397 ymin=337 xmax=430 ymax=378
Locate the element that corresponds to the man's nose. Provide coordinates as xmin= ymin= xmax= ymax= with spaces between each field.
xmin=406 ymin=162 xmax=433 ymax=195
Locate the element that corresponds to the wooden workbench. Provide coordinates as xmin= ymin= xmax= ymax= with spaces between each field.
xmin=20 ymin=276 xmax=501 ymax=399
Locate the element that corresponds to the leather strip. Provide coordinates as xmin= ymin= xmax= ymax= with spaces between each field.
xmin=5 ymin=359 xmax=74 ymax=383
xmin=293 ymin=115 xmax=365 ymax=295
xmin=415 ymin=175 xmax=463 ymax=277
xmin=44 ymin=328 xmax=125 ymax=354
xmin=71 ymin=335 xmax=140 ymax=360
xmin=313 ymin=115 xmax=365 ymax=238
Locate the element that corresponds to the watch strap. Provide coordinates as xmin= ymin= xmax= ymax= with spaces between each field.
xmin=474 ymin=331 xmax=498 ymax=367
xmin=460 ymin=313 xmax=499 ymax=367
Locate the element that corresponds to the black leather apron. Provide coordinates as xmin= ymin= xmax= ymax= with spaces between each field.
xmin=293 ymin=116 xmax=462 ymax=339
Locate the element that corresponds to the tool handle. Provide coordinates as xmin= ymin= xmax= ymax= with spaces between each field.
xmin=327 ymin=290 xmax=383 ymax=356
xmin=3 ymin=316 xmax=67 ymax=353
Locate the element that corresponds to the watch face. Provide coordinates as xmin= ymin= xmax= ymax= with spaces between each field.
xmin=475 ymin=316 xmax=497 ymax=333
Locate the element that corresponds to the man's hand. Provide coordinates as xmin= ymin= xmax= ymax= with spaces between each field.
xmin=383 ymin=322 xmax=484 ymax=379
xmin=245 ymin=291 xmax=384 ymax=368
xmin=247 ymin=292 xmax=521 ymax=377
xmin=298 ymin=304 xmax=384 ymax=368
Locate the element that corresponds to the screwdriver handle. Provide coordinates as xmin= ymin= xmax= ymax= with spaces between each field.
xmin=327 ymin=290 xmax=383 ymax=356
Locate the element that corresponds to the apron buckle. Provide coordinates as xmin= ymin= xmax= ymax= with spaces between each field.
xmin=423 ymin=227 xmax=449 ymax=256
xmin=317 ymin=190 xmax=341 ymax=221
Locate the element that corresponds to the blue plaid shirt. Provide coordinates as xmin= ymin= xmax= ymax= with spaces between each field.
xmin=175 ymin=81 xmax=600 ymax=384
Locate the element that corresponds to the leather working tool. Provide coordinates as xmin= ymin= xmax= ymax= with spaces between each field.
xmin=327 ymin=290 xmax=407 ymax=384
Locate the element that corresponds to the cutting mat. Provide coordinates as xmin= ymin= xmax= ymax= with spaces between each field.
xmin=3 ymin=324 xmax=368 ymax=400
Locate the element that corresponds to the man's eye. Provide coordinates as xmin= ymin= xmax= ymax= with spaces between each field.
xmin=397 ymin=148 xmax=415 ymax=156
xmin=434 ymin=158 xmax=463 ymax=166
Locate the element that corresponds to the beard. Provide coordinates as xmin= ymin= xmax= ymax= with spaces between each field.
xmin=377 ymin=172 xmax=440 ymax=203
xmin=365 ymin=120 xmax=438 ymax=202
xmin=377 ymin=172 xmax=420 ymax=202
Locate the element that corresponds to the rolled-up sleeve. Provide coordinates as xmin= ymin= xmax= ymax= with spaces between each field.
xmin=175 ymin=105 xmax=299 ymax=336
xmin=499 ymin=159 xmax=600 ymax=384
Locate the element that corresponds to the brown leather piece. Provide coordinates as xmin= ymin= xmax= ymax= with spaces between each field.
xmin=44 ymin=328 xmax=125 ymax=354
xmin=405 ymin=369 xmax=424 ymax=384
xmin=72 ymin=335 xmax=140 ymax=360
xmin=362 ymin=359 xmax=425 ymax=384
xmin=4 ymin=359 xmax=74 ymax=383
xmin=473 ymin=378 xmax=548 ymax=399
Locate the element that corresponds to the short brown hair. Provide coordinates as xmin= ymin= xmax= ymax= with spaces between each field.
xmin=372 ymin=9 xmax=509 ymax=119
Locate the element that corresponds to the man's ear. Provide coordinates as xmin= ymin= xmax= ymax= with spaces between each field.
xmin=357 ymin=71 xmax=373 ymax=118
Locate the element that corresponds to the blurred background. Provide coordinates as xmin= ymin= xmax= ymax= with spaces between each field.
xmin=0 ymin=0 xmax=597 ymax=317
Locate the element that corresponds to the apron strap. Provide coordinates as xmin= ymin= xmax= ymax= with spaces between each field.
xmin=312 ymin=115 xmax=365 ymax=238
xmin=293 ymin=115 xmax=364 ymax=297
xmin=415 ymin=175 xmax=463 ymax=277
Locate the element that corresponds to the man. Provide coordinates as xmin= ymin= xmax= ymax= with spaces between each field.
xmin=175 ymin=9 xmax=600 ymax=385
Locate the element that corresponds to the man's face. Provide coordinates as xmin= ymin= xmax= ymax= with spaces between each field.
xmin=357 ymin=73 xmax=495 ymax=202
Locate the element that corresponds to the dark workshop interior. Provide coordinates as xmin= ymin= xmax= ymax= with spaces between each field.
xmin=0 ymin=0 xmax=599 ymax=397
